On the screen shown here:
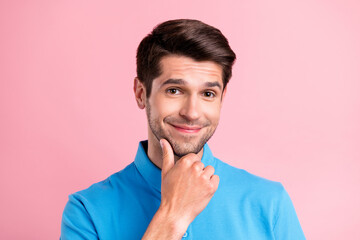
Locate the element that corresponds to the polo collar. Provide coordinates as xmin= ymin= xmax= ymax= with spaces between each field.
xmin=134 ymin=140 xmax=216 ymax=193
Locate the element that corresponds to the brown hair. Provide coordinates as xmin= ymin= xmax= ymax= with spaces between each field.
xmin=136 ymin=19 xmax=236 ymax=98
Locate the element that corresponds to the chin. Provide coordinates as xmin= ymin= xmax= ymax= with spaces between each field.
xmin=170 ymin=141 xmax=205 ymax=158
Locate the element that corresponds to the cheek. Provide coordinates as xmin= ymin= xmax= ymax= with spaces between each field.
xmin=205 ymin=103 xmax=222 ymax=122
xmin=151 ymin=95 xmax=181 ymax=119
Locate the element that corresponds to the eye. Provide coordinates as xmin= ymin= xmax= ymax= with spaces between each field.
xmin=203 ymin=91 xmax=216 ymax=98
xmin=166 ymin=88 xmax=181 ymax=95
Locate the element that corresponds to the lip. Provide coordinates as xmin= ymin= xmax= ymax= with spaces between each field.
xmin=170 ymin=124 xmax=202 ymax=133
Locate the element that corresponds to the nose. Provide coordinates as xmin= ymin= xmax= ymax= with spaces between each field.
xmin=179 ymin=94 xmax=201 ymax=121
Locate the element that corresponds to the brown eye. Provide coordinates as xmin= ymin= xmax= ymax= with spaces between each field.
xmin=203 ymin=91 xmax=215 ymax=98
xmin=166 ymin=88 xmax=181 ymax=95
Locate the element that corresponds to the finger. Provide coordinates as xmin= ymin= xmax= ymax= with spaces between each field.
xmin=210 ymin=174 xmax=220 ymax=191
xmin=160 ymin=139 xmax=175 ymax=178
xmin=179 ymin=153 xmax=201 ymax=169
xmin=192 ymin=161 xmax=205 ymax=172
xmin=202 ymin=165 xmax=215 ymax=179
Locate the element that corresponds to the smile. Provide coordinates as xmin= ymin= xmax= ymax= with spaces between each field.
xmin=170 ymin=124 xmax=202 ymax=134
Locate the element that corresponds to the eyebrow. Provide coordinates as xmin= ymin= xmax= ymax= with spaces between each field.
xmin=161 ymin=78 xmax=222 ymax=90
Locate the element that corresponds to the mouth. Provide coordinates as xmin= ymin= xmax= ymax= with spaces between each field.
xmin=170 ymin=124 xmax=202 ymax=134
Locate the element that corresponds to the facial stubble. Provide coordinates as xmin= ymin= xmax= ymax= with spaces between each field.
xmin=145 ymin=99 xmax=218 ymax=158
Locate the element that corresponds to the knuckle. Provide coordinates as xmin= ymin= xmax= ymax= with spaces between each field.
xmin=208 ymin=183 xmax=216 ymax=193
xmin=193 ymin=161 xmax=204 ymax=169
xmin=192 ymin=162 xmax=204 ymax=173
xmin=179 ymin=157 xmax=192 ymax=168
xmin=191 ymin=165 xmax=199 ymax=174
xmin=201 ymin=173 xmax=209 ymax=181
xmin=188 ymin=153 xmax=200 ymax=161
xmin=207 ymin=165 xmax=215 ymax=172
xmin=210 ymin=175 xmax=219 ymax=188
xmin=204 ymin=166 xmax=215 ymax=175
xmin=182 ymin=157 xmax=193 ymax=166
xmin=206 ymin=182 xmax=215 ymax=193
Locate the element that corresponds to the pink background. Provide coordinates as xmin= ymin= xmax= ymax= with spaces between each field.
xmin=1 ymin=0 xmax=359 ymax=239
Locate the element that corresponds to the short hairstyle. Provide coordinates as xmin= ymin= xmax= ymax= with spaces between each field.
xmin=136 ymin=19 xmax=236 ymax=98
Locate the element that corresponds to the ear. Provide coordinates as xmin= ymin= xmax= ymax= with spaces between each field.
xmin=134 ymin=77 xmax=146 ymax=109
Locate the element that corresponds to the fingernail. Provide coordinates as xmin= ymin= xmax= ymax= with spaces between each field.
xmin=159 ymin=139 xmax=163 ymax=149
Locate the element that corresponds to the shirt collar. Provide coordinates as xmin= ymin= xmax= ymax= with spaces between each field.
xmin=134 ymin=140 xmax=216 ymax=192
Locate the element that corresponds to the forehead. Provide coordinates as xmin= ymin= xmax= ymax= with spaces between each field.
xmin=157 ymin=55 xmax=223 ymax=87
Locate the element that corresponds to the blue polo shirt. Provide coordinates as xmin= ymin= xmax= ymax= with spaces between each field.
xmin=61 ymin=140 xmax=305 ymax=239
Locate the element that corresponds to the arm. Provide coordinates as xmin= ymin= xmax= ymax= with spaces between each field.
xmin=273 ymin=185 xmax=306 ymax=240
xmin=60 ymin=194 xmax=98 ymax=240
xmin=141 ymin=205 xmax=187 ymax=240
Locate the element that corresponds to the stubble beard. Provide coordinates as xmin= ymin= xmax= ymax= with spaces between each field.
xmin=146 ymin=100 xmax=218 ymax=158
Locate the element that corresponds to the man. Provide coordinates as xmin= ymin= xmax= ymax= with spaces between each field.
xmin=61 ymin=19 xmax=305 ymax=239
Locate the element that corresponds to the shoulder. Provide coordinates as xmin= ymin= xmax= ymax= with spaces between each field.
xmin=212 ymin=160 xmax=305 ymax=238
xmin=213 ymin=158 xmax=296 ymax=225
xmin=69 ymin=162 xmax=137 ymax=208
xmin=61 ymin=162 xmax=138 ymax=239
xmin=215 ymin=158 xmax=286 ymax=201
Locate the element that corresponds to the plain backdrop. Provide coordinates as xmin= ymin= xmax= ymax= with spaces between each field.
xmin=0 ymin=0 xmax=359 ymax=239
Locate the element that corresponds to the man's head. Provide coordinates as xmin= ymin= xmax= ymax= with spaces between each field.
xmin=136 ymin=19 xmax=236 ymax=98
xmin=134 ymin=19 xmax=236 ymax=157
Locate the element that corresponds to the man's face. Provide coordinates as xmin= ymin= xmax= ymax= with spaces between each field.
xmin=145 ymin=55 xmax=226 ymax=157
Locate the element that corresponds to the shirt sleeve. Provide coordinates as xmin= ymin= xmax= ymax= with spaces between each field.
xmin=273 ymin=185 xmax=306 ymax=240
xmin=60 ymin=194 xmax=99 ymax=240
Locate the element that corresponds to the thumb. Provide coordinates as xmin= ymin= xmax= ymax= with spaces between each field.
xmin=160 ymin=139 xmax=174 ymax=177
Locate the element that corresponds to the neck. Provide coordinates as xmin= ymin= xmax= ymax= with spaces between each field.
xmin=147 ymin=127 xmax=204 ymax=169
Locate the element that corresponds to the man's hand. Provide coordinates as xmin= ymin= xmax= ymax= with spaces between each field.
xmin=159 ymin=138 xmax=219 ymax=232
xmin=142 ymin=139 xmax=219 ymax=240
